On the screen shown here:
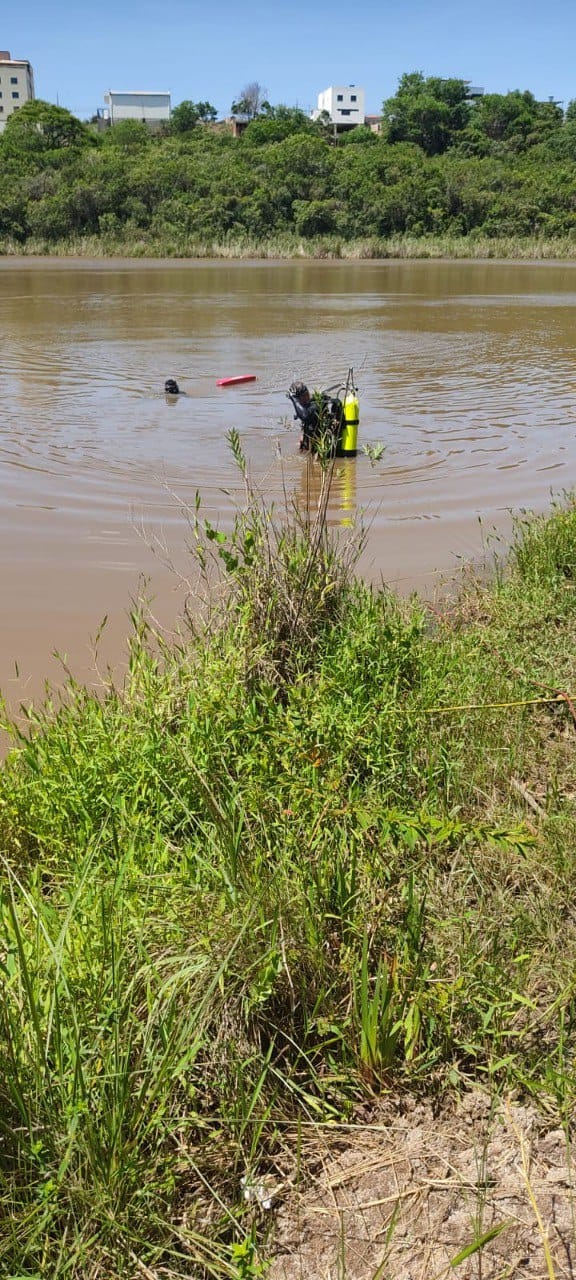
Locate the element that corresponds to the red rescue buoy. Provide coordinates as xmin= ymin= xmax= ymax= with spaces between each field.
xmin=216 ymin=375 xmax=257 ymax=387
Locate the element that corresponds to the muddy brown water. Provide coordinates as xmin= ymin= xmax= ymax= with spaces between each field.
xmin=1 ymin=257 xmax=575 ymax=719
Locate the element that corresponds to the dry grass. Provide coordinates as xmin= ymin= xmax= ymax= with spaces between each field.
xmin=2 ymin=233 xmax=576 ymax=261
xmin=270 ymin=1092 xmax=575 ymax=1279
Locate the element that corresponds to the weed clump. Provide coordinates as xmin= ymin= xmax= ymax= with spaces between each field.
xmin=188 ymin=428 xmax=363 ymax=690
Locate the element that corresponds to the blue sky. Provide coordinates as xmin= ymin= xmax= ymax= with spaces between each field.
xmin=4 ymin=0 xmax=575 ymax=121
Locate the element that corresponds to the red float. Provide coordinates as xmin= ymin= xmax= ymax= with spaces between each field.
xmin=216 ymin=375 xmax=257 ymax=387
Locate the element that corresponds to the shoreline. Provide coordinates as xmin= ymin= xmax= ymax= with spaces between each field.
xmin=2 ymin=234 xmax=576 ymax=265
xmin=2 ymin=255 xmax=576 ymax=272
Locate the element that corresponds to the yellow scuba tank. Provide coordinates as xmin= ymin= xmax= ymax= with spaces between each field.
xmin=340 ymin=382 xmax=359 ymax=457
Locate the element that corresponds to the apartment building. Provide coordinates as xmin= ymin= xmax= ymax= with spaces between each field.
xmin=0 ymin=51 xmax=35 ymax=130
xmin=311 ymin=85 xmax=366 ymax=132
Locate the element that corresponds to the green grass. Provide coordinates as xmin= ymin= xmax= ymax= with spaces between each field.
xmin=1 ymin=445 xmax=575 ymax=1276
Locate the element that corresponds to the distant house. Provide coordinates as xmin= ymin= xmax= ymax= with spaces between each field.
xmin=102 ymin=91 xmax=171 ymax=129
xmin=226 ymin=113 xmax=251 ymax=138
xmin=311 ymin=85 xmax=366 ymax=132
xmin=0 ymin=50 xmax=34 ymax=131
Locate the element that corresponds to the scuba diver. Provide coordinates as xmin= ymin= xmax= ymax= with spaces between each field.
xmin=165 ymin=377 xmax=189 ymax=405
xmin=287 ymin=382 xmax=344 ymax=454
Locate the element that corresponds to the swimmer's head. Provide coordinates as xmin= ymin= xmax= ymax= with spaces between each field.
xmin=165 ymin=378 xmax=180 ymax=395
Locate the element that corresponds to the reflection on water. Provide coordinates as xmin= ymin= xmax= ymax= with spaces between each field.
xmin=1 ymin=258 xmax=576 ymax=707
xmin=294 ymin=457 xmax=358 ymax=531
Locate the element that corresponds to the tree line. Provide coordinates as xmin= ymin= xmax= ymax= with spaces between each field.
xmin=1 ymin=73 xmax=576 ymax=248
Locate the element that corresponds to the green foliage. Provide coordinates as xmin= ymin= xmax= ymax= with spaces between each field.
xmin=1 ymin=77 xmax=575 ymax=252
xmin=382 ymin=72 xmax=472 ymax=155
xmin=242 ymin=107 xmax=315 ymax=145
xmin=463 ymin=90 xmax=563 ymax=154
xmin=171 ymin=99 xmax=217 ymax=132
xmin=450 ymin=1221 xmax=512 ymax=1267
xmin=1 ymin=466 xmax=576 ymax=1272
xmin=339 ymin=124 xmax=378 ymax=146
xmin=230 ymin=1234 xmax=267 ymax=1278
xmin=511 ymin=501 xmax=576 ymax=585
xmin=1 ymin=99 xmax=93 ymax=158
xmin=293 ymin=198 xmax=338 ymax=236
xmin=103 ymin=118 xmax=151 ymax=151
xmin=362 ymin=441 xmax=386 ymax=464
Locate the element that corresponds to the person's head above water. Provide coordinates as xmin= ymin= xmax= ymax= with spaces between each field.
xmin=289 ymin=381 xmax=311 ymax=407
xmin=165 ymin=378 xmax=180 ymax=395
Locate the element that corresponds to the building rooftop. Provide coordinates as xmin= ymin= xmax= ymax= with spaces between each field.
xmin=106 ymin=90 xmax=171 ymax=97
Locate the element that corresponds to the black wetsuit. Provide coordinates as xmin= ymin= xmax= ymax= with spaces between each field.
xmin=289 ymin=393 xmax=343 ymax=452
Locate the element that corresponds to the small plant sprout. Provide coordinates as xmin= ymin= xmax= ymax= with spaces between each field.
xmin=362 ymin=441 xmax=385 ymax=465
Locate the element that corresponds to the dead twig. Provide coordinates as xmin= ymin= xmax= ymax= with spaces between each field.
xmin=510 ymin=777 xmax=546 ymax=817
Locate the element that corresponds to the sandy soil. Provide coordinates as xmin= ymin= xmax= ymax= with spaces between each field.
xmin=269 ymin=1091 xmax=575 ymax=1279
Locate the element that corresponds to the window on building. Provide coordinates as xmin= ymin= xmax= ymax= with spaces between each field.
xmin=10 ymin=75 xmax=18 ymax=83
xmin=351 ymin=95 xmax=357 ymax=102
xmin=341 ymin=109 xmax=351 ymax=115
xmin=0 ymin=106 xmax=3 ymax=113
xmin=12 ymin=91 xmax=19 ymax=99
xmin=337 ymin=94 xmax=343 ymax=102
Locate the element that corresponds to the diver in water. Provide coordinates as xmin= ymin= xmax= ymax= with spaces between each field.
xmin=287 ymin=381 xmax=343 ymax=453
xmin=164 ymin=378 xmax=180 ymax=395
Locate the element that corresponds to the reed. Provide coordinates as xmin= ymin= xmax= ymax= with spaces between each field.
xmin=2 ymin=231 xmax=576 ymax=260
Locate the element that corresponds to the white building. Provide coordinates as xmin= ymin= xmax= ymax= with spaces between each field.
xmin=103 ymin=91 xmax=171 ymax=129
xmin=311 ymin=85 xmax=366 ymax=130
xmin=0 ymin=50 xmax=35 ymax=131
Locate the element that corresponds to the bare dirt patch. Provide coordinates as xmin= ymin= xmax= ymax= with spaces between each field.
xmin=270 ymin=1091 xmax=575 ymax=1279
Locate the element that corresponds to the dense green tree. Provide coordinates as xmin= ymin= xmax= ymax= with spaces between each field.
xmin=242 ymin=106 xmax=315 ymax=144
xmin=382 ymin=73 xmax=472 ymax=155
xmin=339 ymin=125 xmax=378 ymax=146
xmin=102 ymin=119 xmax=151 ymax=151
xmin=2 ymin=100 xmax=93 ymax=157
xmin=464 ymin=90 xmax=563 ymax=152
xmin=293 ymin=199 xmax=339 ymax=236
xmin=171 ymin=100 xmax=217 ymax=133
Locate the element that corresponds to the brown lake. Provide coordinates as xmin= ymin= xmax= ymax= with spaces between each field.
xmin=1 ymin=257 xmax=575 ymax=714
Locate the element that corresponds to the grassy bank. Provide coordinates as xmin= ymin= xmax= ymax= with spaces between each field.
xmin=1 ymin=446 xmax=575 ymax=1277
xmin=2 ymin=232 xmax=576 ymax=260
